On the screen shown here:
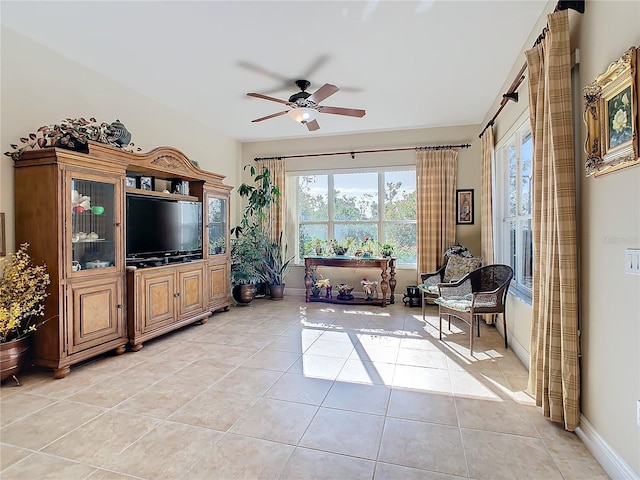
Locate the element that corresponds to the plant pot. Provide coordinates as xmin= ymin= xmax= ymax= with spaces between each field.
xmin=232 ymin=284 xmax=257 ymax=305
xmin=1 ymin=337 xmax=30 ymax=383
xmin=269 ymin=284 xmax=285 ymax=300
xmin=254 ymin=281 xmax=268 ymax=298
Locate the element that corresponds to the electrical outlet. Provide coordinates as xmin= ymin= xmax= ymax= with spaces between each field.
xmin=625 ymin=249 xmax=640 ymax=275
xmin=637 ymin=400 xmax=640 ymax=427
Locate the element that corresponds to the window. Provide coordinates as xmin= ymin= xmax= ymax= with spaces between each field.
xmin=292 ymin=169 xmax=417 ymax=265
xmin=495 ymin=119 xmax=533 ymax=299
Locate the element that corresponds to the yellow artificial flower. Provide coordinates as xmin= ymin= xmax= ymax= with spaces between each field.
xmin=0 ymin=243 xmax=50 ymax=343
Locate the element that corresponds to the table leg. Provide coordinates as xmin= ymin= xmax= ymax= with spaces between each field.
xmin=380 ymin=267 xmax=389 ymax=307
xmin=389 ymin=259 xmax=396 ymax=304
xmin=304 ymin=263 xmax=312 ymax=302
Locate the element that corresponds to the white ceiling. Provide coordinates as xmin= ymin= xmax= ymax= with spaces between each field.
xmin=1 ymin=1 xmax=548 ymax=143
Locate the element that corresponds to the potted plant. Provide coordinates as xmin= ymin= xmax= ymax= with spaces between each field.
xmin=329 ymin=238 xmax=354 ymax=256
xmin=229 ymin=235 xmax=263 ymax=305
xmin=0 ymin=244 xmax=51 ymax=383
xmin=259 ymin=232 xmax=295 ymax=300
xmin=379 ymin=242 xmax=395 ymax=258
xmin=231 ymin=164 xmax=282 ymax=298
xmin=360 ymin=236 xmax=376 ymax=257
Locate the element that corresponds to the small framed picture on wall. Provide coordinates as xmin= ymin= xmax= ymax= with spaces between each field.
xmin=456 ymin=189 xmax=474 ymax=225
xmin=138 ymin=176 xmax=154 ymax=191
xmin=125 ymin=176 xmax=137 ymax=188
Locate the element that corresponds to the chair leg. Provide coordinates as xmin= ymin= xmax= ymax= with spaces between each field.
xmin=469 ymin=316 xmax=474 ymax=354
xmin=476 ymin=315 xmax=480 ymax=337
xmin=439 ymin=309 xmax=443 ymax=340
xmin=502 ymin=312 xmax=508 ymax=348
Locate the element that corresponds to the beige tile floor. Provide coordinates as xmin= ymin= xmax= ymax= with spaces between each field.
xmin=1 ymin=298 xmax=608 ymax=480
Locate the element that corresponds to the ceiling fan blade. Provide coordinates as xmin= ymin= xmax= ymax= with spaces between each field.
xmin=321 ymin=106 xmax=366 ymax=118
xmin=251 ymin=111 xmax=289 ymax=123
xmin=306 ymin=119 xmax=320 ymax=131
xmin=307 ymin=84 xmax=339 ymax=104
xmin=247 ymin=92 xmax=290 ymax=105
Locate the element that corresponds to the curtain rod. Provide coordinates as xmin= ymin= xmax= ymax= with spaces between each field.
xmin=253 ymin=143 xmax=471 ymax=162
xmin=478 ymin=0 xmax=585 ymax=139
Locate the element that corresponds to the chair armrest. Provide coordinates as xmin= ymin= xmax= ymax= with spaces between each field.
xmin=420 ymin=265 xmax=445 ymax=285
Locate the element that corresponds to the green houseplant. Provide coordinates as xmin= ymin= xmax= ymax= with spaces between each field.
xmin=259 ymin=233 xmax=295 ymax=300
xmin=379 ymin=242 xmax=395 ymax=258
xmin=230 ymin=164 xmax=282 ymax=303
xmin=230 ymin=236 xmax=263 ymax=305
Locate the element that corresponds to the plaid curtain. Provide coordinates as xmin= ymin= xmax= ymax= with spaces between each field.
xmin=481 ymin=126 xmax=495 ymax=265
xmin=255 ymin=158 xmax=285 ymax=243
xmin=416 ymin=149 xmax=457 ymax=275
xmin=526 ymin=9 xmax=580 ymax=431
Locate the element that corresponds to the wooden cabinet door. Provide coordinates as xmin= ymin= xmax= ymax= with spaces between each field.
xmin=177 ymin=265 xmax=205 ymax=320
xmin=208 ymin=261 xmax=228 ymax=304
xmin=64 ymin=169 xmax=123 ymax=279
xmin=66 ymin=277 xmax=124 ymax=354
xmin=140 ymin=270 xmax=176 ymax=333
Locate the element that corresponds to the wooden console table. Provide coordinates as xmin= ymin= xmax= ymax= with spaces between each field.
xmin=304 ymin=256 xmax=396 ymax=307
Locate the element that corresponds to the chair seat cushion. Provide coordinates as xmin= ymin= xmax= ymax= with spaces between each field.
xmin=435 ymin=294 xmax=498 ymax=312
xmin=435 ymin=294 xmax=473 ymax=311
xmin=443 ymin=255 xmax=482 ymax=283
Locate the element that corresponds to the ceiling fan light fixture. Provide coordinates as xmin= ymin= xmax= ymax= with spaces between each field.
xmin=287 ymin=107 xmax=317 ymax=124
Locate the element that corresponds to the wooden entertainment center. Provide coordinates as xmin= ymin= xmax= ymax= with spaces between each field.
xmin=13 ymin=142 xmax=232 ymax=378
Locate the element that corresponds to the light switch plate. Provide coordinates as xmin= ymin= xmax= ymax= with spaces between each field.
xmin=625 ymin=249 xmax=640 ymax=275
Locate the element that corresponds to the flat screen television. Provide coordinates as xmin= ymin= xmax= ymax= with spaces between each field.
xmin=126 ymin=194 xmax=203 ymax=259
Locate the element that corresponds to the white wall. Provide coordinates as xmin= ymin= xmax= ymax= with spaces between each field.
xmin=487 ymin=1 xmax=640 ymax=476
xmin=0 ymin=27 xmax=241 ymax=255
xmin=241 ymin=125 xmax=482 ymax=297
xmin=576 ymin=1 xmax=640 ymax=476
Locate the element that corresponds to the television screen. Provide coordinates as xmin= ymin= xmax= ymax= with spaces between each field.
xmin=126 ymin=195 xmax=202 ymax=258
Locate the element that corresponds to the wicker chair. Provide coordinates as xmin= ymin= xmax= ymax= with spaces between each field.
xmin=434 ymin=264 xmax=513 ymax=354
xmin=418 ymin=252 xmax=482 ymax=317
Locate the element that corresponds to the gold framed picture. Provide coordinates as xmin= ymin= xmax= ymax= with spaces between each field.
xmin=456 ymin=189 xmax=474 ymax=225
xmin=584 ymin=46 xmax=639 ymax=177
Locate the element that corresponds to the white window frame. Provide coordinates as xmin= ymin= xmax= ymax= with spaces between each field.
xmin=287 ymin=166 xmax=417 ymax=267
xmin=495 ymin=113 xmax=533 ymax=301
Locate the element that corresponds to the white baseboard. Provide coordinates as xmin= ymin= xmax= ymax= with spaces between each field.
xmin=494 ymin=321 xmax=530 ymax=370
xmin=576 ymin=416 xmax=639 ymax=480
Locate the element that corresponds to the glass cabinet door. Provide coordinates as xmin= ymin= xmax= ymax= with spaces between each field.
xmin=69 ymin=174 xmax=119 ymax=274
xmin=207 ymin=196 xmax=227 ymax=255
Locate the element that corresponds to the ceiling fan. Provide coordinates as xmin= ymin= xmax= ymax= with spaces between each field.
xmin=247 ymin=80 xmax=366 ymax=131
